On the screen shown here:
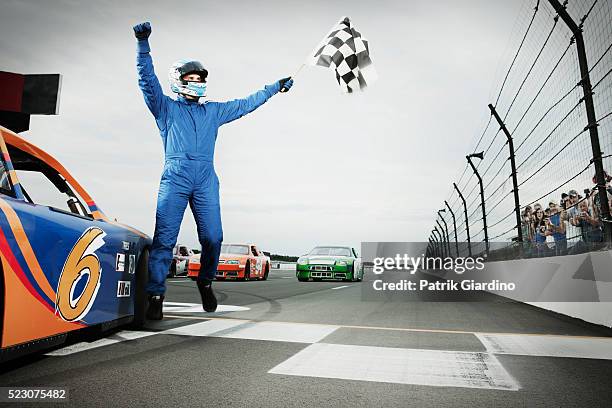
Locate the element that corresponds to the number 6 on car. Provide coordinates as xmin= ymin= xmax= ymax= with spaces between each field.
xmin=56 ymin=227 xmax=106 ymax=322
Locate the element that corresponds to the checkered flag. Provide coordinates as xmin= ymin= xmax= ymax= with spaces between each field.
xmin=307 ymin=17 xmax=377 ymax=93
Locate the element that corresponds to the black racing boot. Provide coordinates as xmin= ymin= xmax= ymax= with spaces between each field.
xmin=146 ymin=295 xmax=164 ymax=320
xmin=196 ymin=280 xmax=218 ymax=312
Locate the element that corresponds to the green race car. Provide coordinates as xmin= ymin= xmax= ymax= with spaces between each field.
xmin=296 ymin=246 xmax=364 ymax=282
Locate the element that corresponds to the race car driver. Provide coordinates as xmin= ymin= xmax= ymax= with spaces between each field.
xmin=133 ymin=22 xmax=293 ymax=320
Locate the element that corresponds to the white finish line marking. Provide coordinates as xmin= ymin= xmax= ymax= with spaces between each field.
xmin=331 ymin=285 xmax=350 ymax=290
xmin=269 ymin=343 xmax=520 ymax=391
xmin=163 ymin=302 xmax=250 ymax=313
xmin=166 ymin=314 xmax=612 ymax=340
xmin=46 ymin=331 xmax=156 ymax=356
xmin=163 ymin=319 xmax=338 ymax=343
xmin=477 ymin=333 xmax=612 ymax=360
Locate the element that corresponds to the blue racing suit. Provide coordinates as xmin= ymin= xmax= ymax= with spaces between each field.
xmin=136 ymin=41 xmax=282 ymax=295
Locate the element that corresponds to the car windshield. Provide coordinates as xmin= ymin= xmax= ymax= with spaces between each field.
xmin=221 ymin=245 xmax=249 ymax=255
xmin=309 ymin=247 xmax=351 ymax=256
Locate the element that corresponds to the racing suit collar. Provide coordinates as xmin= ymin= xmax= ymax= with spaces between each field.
xmin=177 ymin=94 xmax=200 ymax=104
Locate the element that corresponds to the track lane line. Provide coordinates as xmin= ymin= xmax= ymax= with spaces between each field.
xmin=163 ymin=314 xmax=612 ymax=339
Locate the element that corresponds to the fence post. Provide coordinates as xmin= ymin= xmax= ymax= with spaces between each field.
xmin=467 ymin=152 xmax=490 ymax=254
xmin=445 ymin=200 xmax=460 ymax=257
xmin=547 ymin=0 xmax=612 ymax=243
xmin=434 ymin=227 xmax=445 ymax=258
xmin=453 ymin=182 xmax=472 ymax=256
xmin=488 ymin=104 xmax=523 ymax=244
xmin=434 ymin=223 xmax=446 ymax=258
xmin=431 ymin=230 xmax=439 ymax=258
xmin=438 ymin=210 xmax=452 ymax=258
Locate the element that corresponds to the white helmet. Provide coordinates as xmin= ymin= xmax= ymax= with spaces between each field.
xmin=168 ymin=59 xmax=208 ymax=97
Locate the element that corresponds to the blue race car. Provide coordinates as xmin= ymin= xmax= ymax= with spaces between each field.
xmin=0 ymin=125 xmax=151 ymax=362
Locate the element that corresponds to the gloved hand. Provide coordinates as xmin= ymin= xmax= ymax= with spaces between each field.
xmin=133 ymin=22 xmax=151 ymax=40
xmin=133 ymin=22 xmax=152 ymax=53
xmin=279 ymin=77 xmax=294 ymax=93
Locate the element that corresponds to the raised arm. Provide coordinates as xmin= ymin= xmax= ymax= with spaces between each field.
xmin=215 ymin=77 xmax=293 ymax=126
xmin=134 ymin=22 xmax=168 ymax=123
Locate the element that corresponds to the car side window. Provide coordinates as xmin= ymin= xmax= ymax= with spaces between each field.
xmin=9 ymin=146 xmax=91 ymax=217
xmin=15 ymin=170 xmax=90 ymax=216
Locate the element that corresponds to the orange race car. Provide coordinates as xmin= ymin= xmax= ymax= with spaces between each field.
xmin=188 ymin=243 xmax=270 ymax=281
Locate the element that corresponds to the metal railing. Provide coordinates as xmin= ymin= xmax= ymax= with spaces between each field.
xmin=427 ymin=0 xmax=612 ymax=260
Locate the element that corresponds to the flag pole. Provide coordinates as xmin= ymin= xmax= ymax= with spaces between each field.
xmin=280 ymin=63 xmax=305 ymax=92
xmin=292 ymin=63 xmax=306 ymax=80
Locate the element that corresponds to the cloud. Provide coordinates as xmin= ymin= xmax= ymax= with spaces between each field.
xmin=0 ymin=0 xmax=518 ymax=255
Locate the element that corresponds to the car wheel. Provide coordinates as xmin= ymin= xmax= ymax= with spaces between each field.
xmin=131 ymin=248 xmax=149 ymax=329
xmin=243 ymin=262 xmax=250 ymax=281
xmin=349 ymin=264 xmax=357 ymax=282
xmin=354 ymin=259 xmax=364 ymax=282
xmin=262 ymin=263 xmax=269 ymax=281
xmin=298 ymin=277 xmax=308 ymax=282
xmin=168 ymin=260 xmax=177 ymax=278
xmin=190 ymin=276 xmax=197 ymax=281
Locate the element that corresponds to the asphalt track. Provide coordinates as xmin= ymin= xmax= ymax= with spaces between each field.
xmin=1 ymin=268 xmax=612 ymax=407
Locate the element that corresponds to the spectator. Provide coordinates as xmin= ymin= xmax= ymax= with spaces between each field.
xmin=560 ymin=193 xmax=569 ymax=210
xmin=564 ymin=190 xmax=582 ymax=243
xmin=591 ymin=171 xmax=612 ymax=223
xmin=565 ymin=190 xmax=580 ymax=215
xmin=592 ymin=171 xmax=612 ymax=194
xmin=532 ymin=207 xmax=548 ymax=257
xmin=521 ymin=206 xmax=534 ymax=256
xmin=546 ymin=200 xmax=567 ymax=255
xmin=569 ymin=199 xmax=603 ymax=253
xmin=522 ymin=206 xmax=534 ymax=239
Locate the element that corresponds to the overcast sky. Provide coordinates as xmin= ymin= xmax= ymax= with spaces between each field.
xmin=0 ymin=0 xmax=523 ymax=255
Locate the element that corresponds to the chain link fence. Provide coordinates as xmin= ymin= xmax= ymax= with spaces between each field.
xmin=428 ymin=0 xmax=612 ymax=261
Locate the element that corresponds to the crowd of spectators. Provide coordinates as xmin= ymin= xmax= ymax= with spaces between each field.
xmin=520 ymin=172 xmax=612 ymax=257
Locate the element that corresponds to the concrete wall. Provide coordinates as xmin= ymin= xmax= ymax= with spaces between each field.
xmin=271 ymin=262 xmax=297 ymax=271
xmin=424 ymin=249 xmax=612 ymax=328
